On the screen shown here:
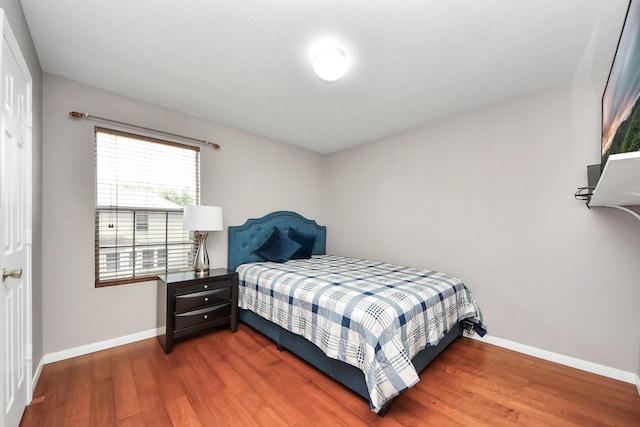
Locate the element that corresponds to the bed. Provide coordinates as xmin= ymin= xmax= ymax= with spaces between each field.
xmin=228 ymin=211 xmax=485 ymax=415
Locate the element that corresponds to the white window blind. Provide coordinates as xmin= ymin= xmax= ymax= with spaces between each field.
xmin=95 ymin=127 xmax=200 ymax=286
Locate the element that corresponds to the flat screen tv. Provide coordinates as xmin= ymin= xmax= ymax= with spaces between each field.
xmin=602 ymin=0 xmax=640 ymax=169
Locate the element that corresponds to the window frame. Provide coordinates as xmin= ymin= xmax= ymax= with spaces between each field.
xmin=94 ymin=127 xmax=200 ymax=287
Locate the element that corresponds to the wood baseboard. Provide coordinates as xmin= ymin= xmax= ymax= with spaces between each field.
xmin=466 ymin=331 xmax=636 ymax=385
xmin=29 ymin=358 xmax=44 ymax=402
xmin=41 ymin=328 xmax=157 ymax=365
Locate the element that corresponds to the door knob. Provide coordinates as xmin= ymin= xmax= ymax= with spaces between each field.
xmin=2 ymin=268 xmax=22 ymax=281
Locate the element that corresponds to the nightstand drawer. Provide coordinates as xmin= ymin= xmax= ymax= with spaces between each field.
xmin=175 ymin=287 xmax=231 ymax=313
xmin=176 ymin=280 xmax=231 ymax=296
xmin=174 ymin=302 xmax=231 ymax=330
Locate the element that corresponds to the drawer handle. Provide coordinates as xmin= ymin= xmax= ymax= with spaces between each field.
xmin=204 ymin=314 xmax=208 ymax=320
xmin=203 ymin=284 xmax=208 ymax=289
xmin=176 ymin=302 xmax=230 ymax=318
xmin=204 ymin=297 xmax=209 ymax=302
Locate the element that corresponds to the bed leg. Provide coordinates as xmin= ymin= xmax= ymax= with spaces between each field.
xmin=277 ymin=343 xmax=284 ymax=352
xmin=377 ymin=401 xmax=392 ymax=417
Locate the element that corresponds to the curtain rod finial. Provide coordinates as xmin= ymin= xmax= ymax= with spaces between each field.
xmin=69 ymin=111 xmax=87 ymax=119
xmin=208 ymin=141 xmax=221 ymax=149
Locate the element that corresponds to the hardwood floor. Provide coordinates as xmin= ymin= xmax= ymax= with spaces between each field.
xmin=21 ymin=325 xmax=640 ymax=426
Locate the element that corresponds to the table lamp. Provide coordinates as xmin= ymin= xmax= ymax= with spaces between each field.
xmin=183 ymin=205 xmax=223 ymax=274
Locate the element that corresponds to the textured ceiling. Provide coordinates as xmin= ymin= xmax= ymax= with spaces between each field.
xmin=21 ymin=0 xmax=629 ymax=153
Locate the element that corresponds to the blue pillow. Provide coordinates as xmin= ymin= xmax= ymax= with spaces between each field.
xmin=288 ymin=228 xmax=316 ymax=259
xmin=255 ymin=227 xmax=301 ymax=263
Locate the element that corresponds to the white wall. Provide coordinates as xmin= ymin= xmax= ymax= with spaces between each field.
xmin=42 ymin=74 xmax=325 ymax=354
xmin=324 ymin=81 xmax=640 ymax=374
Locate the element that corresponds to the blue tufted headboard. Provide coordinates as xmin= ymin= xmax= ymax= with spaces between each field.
xmin=227 ymin=211 xmax=327 ymax=271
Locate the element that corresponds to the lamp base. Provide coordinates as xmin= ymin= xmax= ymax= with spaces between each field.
xmin=193 ymin=232 xmax=210 ymax=274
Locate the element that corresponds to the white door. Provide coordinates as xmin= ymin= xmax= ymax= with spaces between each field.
xmin=0 ymin=10 xmax=32 ymax=427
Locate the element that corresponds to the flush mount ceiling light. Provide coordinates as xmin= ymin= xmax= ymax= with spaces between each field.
xmin=313 ymin=46 xmax=348 ymax=82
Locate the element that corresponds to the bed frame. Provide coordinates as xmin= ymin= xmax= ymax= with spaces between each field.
xmin=228 ymin=210 xmax=464 ymax=415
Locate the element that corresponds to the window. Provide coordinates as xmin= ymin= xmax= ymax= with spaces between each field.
xmin=106 ymin=253 xmax=119 ymax=272
xmin=157 ymin=248 xmax=167 ymax=268
xmin=95 ymin=128 xmax=200 ymax=286
xmin=135 ymin=213 xmax=149 ymax=231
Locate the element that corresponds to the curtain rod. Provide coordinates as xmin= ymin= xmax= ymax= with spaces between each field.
xmin=69 ymin=111 xmax=221 ymax=149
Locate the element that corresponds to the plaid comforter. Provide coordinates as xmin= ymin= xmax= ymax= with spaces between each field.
xmin=236 ymin=255 xmax=484 ymax=412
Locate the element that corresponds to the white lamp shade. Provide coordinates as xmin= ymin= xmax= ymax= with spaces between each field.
xmin=183 ymin=205 xmax=223 ymax=231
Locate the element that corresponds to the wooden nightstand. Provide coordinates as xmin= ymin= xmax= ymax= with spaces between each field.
xmin=157 ymin=268 xmax=238 ymax=354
